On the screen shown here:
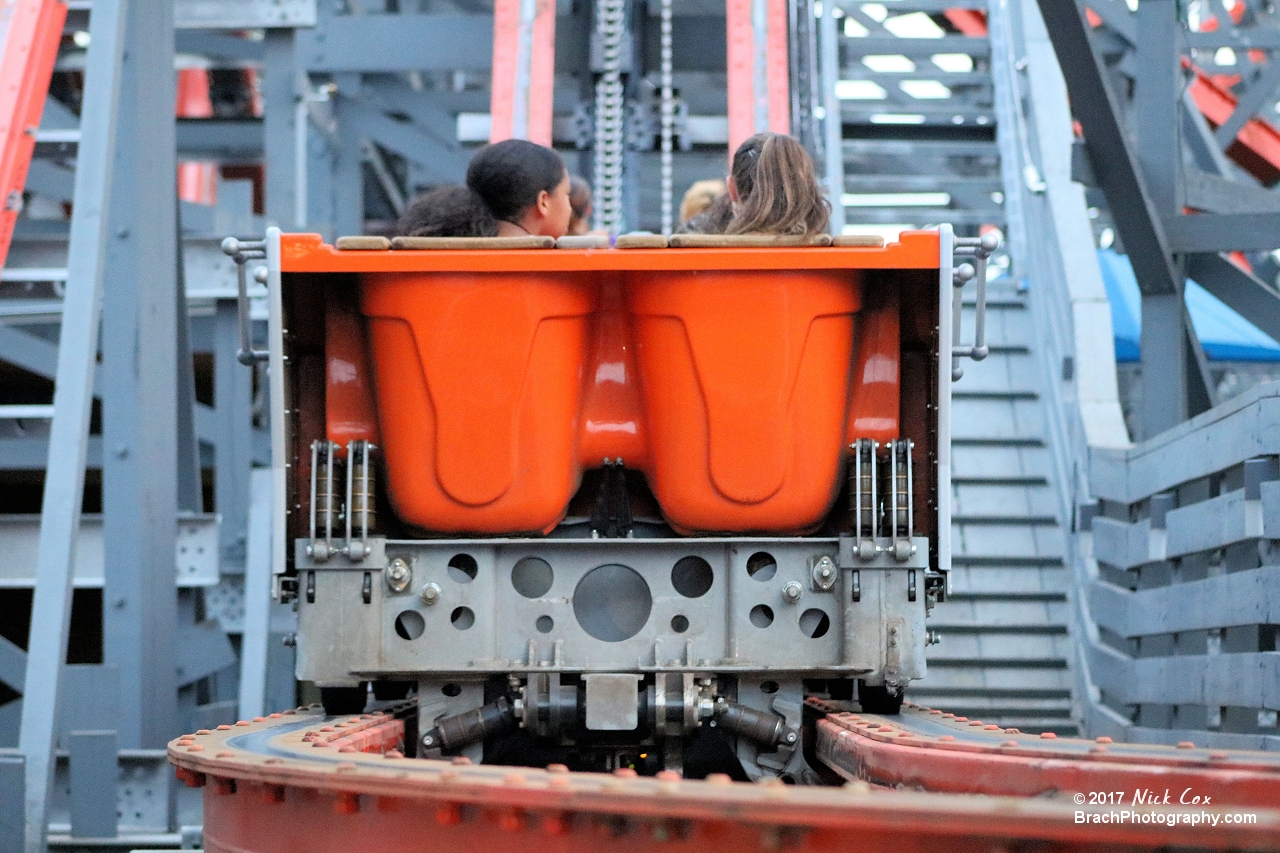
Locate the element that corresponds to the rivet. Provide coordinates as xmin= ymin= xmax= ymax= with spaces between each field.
xmin=984 ymin=724 xmax=1000 ymax=730
xmin=216 ymin=750 xmax=234 ymax=758
xmin=451 ymin=756 xmax=472 ymax=766
xmin=1095 ymin=736 xmax=1112 ymax=744
xmin=705 ymin=773 xmax=732 ymax=785
xmin=1177 ymin=741 xmax=1196 ymax=749
xmin=546 ymin=763 xmax=569 ymax=773
xmin=1040 ymin=732 xmax=1057 ymax=739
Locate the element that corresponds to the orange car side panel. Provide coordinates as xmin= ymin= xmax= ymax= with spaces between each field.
xmin=360 ymin=272 xmax=596 ymax=534
xmin=325 ymin=284 xmax=381 ymax=452
xmin=845 ymin=286 xmax=901 ymax=446
xmin=628 ymin=270 xmax=861 ymax=534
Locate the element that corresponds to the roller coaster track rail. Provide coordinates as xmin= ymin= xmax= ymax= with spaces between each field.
xmin=170 ymin=699 xmax=1280 ymax=852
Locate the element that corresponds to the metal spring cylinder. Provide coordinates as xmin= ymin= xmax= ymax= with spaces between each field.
xmin=348 ymin=441 xmax=377 ymax=537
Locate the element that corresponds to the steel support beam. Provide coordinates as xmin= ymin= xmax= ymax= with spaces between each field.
xmin=99 ymin=0 xmax=179 ymax=750
xmin=1185 ymin=251 xmax=1280 ymax=344
xmin=67 ymin=731 xmax=117 ymax=839
xmin=1034 ymin=0 xmax=1182 ymax=297
xmin=294 ymin=14 xmax=494 ymax=72
xmin=1161 ymin=213 xmax=1280 ymax=253
xmin=262 ymin=30 xmax=296 ymax=228
xmin=214 ymin=302 xmax=253 ymax=567
xmin=18 ymin=0 xmax=127 ymax=846
xmin=237 ymin=468 xmax=273 ymax=719
xmin=489 ymin=0 xmax=556 ymax=144
xmin=818 ymin=2 xmax=844 ymax=234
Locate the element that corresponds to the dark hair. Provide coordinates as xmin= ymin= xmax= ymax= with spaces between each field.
xmin=397 ymin=185 xmax=498 ymax=237
xmin=675 ymin=193 xmax=734 ymax=234
xmin=569 ymin=176 xmax=592 ymax=220
xmin=725 ymin=133 xmax=830 ymax=235
xmin=466 ymin=139 xmax=567 ymax=223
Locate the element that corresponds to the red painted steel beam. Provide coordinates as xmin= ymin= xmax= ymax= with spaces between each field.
xmin=172 ymin=705 xmax=1280 ymax=852
xmin=1184 ymin=60 xmax=1280 ymax=186
xmin=726 ymin=0 xmax=789 ymax=156
xmin=813 ymin=701 xmax=1280 ymax=810
xmin=489 ymin=0 xmax=556 ymax=146
xmin=943 ymin=9 xmax=987 ymax=36
xmin=0 ymin=0 xmax=68 ymax=267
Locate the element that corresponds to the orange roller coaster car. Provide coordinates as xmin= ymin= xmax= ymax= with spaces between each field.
xmin=288 ymin=232 xmax=939 ymax=537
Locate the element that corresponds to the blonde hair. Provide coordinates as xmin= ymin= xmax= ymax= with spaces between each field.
xmin=724 ymin=134 xmax=830 ymax=236
xmin=680 ymin=179 xmax=726 ymax=224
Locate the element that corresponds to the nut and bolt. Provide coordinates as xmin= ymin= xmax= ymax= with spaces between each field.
xmin=811 ymin=555 xmax=837 ymax=591
xmin=420 ymin=582 xmax=442 ymax=605
xmin=781 ymin=581 xmax=803 ymax=603
xmin=384 ymin=558 xmax=412 ymax=593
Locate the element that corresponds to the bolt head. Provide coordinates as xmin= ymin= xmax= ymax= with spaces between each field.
xmin=384 ymin=558 xmax=412 ymax=593
xmin=782 ymin=581 xmax=803 ymax=602
xmin=420 ymin=582 xmax=442 ymax=605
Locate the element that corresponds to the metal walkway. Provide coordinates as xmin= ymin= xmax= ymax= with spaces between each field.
xmin=828 ymin=3 xmax=1074 ymax=732
xmin=914 ymin=284 xmax=1075 ymax=733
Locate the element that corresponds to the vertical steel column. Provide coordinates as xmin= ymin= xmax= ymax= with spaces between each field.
xmin=215 ymin=302 xmax=253 ymax=567
xmin=490 ymin=0 xmax=556 ymax=145
xmin=100 ymin=0 xmax=179 ymax=750
xmin=263 ymin=29 xmax=298 ymax=227
xmin=19 ymin=0 xmax=128 ymax=844
xmin=1 ymin=752 xmax=23 ymax=852
xmin=332 ymin=79 xmax=364 ymax=239
xmin=1134 ymin=0 xmax=1194 ymax=438
xmin=818 ymin=3 xmax=844 ymax=234
xmin=238 ymin=468 xmax=274 ymax=719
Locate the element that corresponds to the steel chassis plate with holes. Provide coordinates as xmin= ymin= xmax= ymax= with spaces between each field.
xmin=294 ymin=536 xmax=929 ymax=684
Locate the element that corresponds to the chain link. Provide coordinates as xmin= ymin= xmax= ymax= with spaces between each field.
xmin=592 ymin=0 xmax=626 ymax=233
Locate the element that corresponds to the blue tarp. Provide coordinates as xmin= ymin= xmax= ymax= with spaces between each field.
xmin=1096 ymin=248 xmax=1280 ymax=363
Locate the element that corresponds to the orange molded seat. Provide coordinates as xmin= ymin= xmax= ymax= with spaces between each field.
xmin=627 ymin=269 xmax=862 ymax=534
xmin=280 ymin=232 xmax=938 ymax=537
xmin=360 ymin=271 xmax=595 ymax=534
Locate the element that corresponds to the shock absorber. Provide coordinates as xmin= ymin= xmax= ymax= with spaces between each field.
xmin=713 ymin=701 xmax=798 ymax=750
xmin=421 ymin=696 xmax=518 ymax=753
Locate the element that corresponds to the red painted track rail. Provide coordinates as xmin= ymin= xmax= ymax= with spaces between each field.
xmin=0 ymin=0 xmax=66 ymax=267
xmin=171 ymin=702 xmax=1280 ymax=852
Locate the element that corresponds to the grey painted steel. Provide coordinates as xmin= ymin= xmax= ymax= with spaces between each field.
xmin=265 ymin=228 xmax=288 ymax=593
xmin=0 ymin=635 xmax=25 ymax=691
xmin=173 ymin=0 xmax=316 ymax=28
xmin=99 ymin=0 xmax=180 ymax=751
xmin=1162 ymin=213 xmax=1280 ymax=253
xmin=262 ymin=30 xmax=297 ymax=227
xmin=238 ymin=468 xmax=274 ymax=720
xmin=215 ymin=302 xmax=254 ymax=567
xmin=1033 ymin=0 xmax=1180 ymax=298
xmin=817 ymin=3 xmax=844 ymax=235
xmin=1185 ymin=251 xmax=1280 ymax=344
xmin=1078 ymin=383 xmax=1280 ymax=748
xmin=0 ymin=752 xmax=23 ymax=853
xmin=294 ymin=15 xmax=494 ymax=72
xmin=19 ymin=0 xmax=129 ymax=845
xmin=68 ymin=731 xmax=117 ymax=839
xmin=0 ymin=514 xmax=219 ymax=588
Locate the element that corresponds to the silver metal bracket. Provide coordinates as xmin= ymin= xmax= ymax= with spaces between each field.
xmin=950 ymin=232 xmax=998 ymax=380
xmin=220 ymin=236 xmax=270 ymax=365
